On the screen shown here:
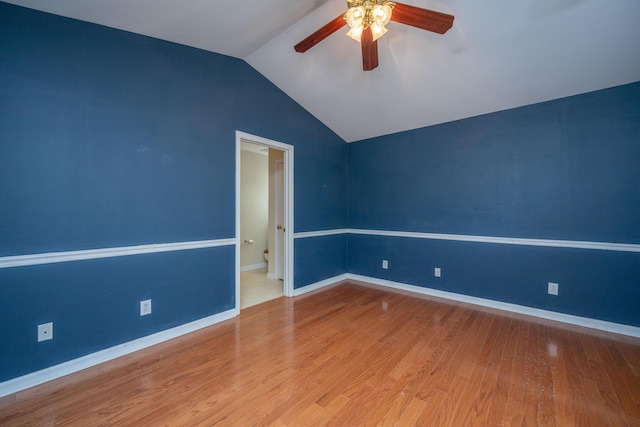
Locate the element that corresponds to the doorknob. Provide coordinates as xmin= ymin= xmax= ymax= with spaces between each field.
xmin=277 ymin=225 xmax=285 ymax=232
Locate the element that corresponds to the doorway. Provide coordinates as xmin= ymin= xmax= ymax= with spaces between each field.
xmin=235 ymin=131 xmax=294 ymax=311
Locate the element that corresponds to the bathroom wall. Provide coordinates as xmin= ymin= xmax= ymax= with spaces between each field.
xmin=240 ymin=149 xmax=268 ymax=269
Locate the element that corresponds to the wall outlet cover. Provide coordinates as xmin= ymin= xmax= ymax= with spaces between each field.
xmin=382 ymin=260 xmax=389 ymax=269
xmin=37 ymin=322 xmax=53 ymax=342
xmin=140 ymin=299 xmax=152 ymax=316
xmin=435 ymin=267 xmax=441 ymax=277
xmin=548 ymin=282 xmax=559 ymax=296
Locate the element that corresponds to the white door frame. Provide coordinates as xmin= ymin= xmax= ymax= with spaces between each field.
xmin=235 ymin=131 xmax=294 ymax=312
xmin=273 ymin=159 xmax=286 ymax=281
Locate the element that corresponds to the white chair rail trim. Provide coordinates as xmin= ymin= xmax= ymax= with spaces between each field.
xmin=293 ymin=228 xmax=640 ymax=253
xmin=0 ymin=238 xmax=236 ymax=269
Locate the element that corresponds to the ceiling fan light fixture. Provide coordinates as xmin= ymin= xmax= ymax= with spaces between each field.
xmin=344 ymin=0 xmax=394 ymax=43
xmin=370 ymin=23 xmax=387 ymax=41
xmin=374 ymin=3 xmax=393 ymax=26
xmin=345 ymin=4 xmax=365 ymax=41
xmin=346 ymin=26 xmax=363 ymax=42
xmin=294 ymin=1 xmax=454 ymax=71
xmin=345 ymin=5 xmax=365 ymax=28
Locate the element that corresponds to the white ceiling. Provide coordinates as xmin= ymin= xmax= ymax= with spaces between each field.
xmin=5 ymin=0 xmax=640 ymax=142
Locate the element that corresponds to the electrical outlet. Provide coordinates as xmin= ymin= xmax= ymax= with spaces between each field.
xmin=548 ymin=282 xmax=559 ymax=296
xmin=140 ymin=299 xmax=152 ymax=316
xmin=382 ymin=260 xmax=389 ymax=269
xmin=38 ymin=322 xmax=53 ymax=342
xmin=434 ymin=267 xmax=441 ymax=277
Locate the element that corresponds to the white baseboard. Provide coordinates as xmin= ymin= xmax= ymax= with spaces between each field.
xmin=292 ymin=274 xmax=348 ymax=296
xmin=290 ymin=272 xmax=640 ymax=338
xmin=347 ymin=274 xmax=640 ymax=339
xmin=0 ymin=308 xmax=238 ymax=399
xmin=240 ymin=262 xmax=267 ymax=272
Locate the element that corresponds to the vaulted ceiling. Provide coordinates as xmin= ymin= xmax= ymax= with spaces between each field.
xmin=5 ymin=0 xmax=640 ymax=142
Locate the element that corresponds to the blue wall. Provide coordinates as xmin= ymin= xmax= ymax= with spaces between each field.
xmin=349 ymin=83 xmax=640 ymax=327
xmin=0 ymin=2 xmax=347 ymax=382
xmin=294 ymin=234 xmax=348 ymax=289
xmin=348 ymin=235 xmax=640 ymax=326
xmin=0 ymin=247 xmax=235 ymax=379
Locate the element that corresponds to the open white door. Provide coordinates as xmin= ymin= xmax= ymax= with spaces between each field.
xmin=235 ymin=131 xmax=294 ymax=313
xmin=274 ymin=160 xmax=285 ymax=280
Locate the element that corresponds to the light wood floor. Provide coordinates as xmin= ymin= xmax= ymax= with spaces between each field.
xmin=1 ymin=281 xmax=639 ymax=426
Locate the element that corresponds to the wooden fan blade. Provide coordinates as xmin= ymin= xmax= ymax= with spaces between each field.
xmin=361 ymin=26 xmax=378 ymax=71
xmin=391 ymin=2 xmax=454 ymax=34
xmin=294 ymin=15 xmax=347 ymax=53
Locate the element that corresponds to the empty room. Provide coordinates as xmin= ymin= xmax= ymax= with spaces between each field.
xmin=1 ymin=0 xmax=639 ymax=425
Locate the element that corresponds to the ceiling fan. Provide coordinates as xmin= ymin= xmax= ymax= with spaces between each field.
xmin=294 ymin=0 xmax=454 ymax=71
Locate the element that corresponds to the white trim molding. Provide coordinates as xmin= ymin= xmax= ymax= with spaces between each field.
xmin=293 ymin=229 xmax=350 ymax=239
xmin=240 ymin=262 xmax=267 ymax=272
xmin=0 ymin=308 xmax=237 ymax=399
xmin=0 ymin=238 xmax=237 ymax=270
xmin=292 ymin=273 xmax=348 ymax=296
xmin=346 ymin=274 xmax=640 ymax=339
xmin=290 ymin=273 xmax=640 ymax=338
xmin=347 ymin=229 xmax=640 ymax=253
xmin=292 ymin=228 xmax=640 ymax=253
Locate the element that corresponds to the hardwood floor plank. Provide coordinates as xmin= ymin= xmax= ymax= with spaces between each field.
xmin=415 ymin=307 xmax=474 ymax=401
xmin=535 ymin=324 xmax=556 ymax=426
xmin=415 ymin=388 xmax=448 ymax=425
xmin=561 ymin=327 xmax=598 ymax=426
xmin=438 ymin=310 xmax=490 ymax=387
xmin=376 ymin=392 xmax=412 ymax=427
xmin=314 ymin=394 xmax=350 ymax=425
xmin=437 ymin=374 xmax=471 ymax=427
xmin=616 ymin=340 xmax=640 ymax=377
xmin=393 ymin=397 xmax=426 ymax=426
xmin=484 ymin=317 xmax=517 ymax=425
xmin=521 ymin=322 xmax=541 ymax=426
xmin=593 ymin=336 xmax=640 ymax=419
xmin=369 ymin=331 xmax=450 ymax=424
xmin=546 ymin=325 xmax=576 ymax=427
xmin=501 ymin=319 xmax=529 ymax=426
xmin=452 ymin=361 xmax=486 ymax=426
xmin=454 ymin=312 xmax=494 ymax=380
xmin=1 ymin=281 xmax=639 ymax=426
xmin=461 ymin=316 xmax=512 ymax=426
xmin=325 ymin=384 xmax=380 ymax=426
